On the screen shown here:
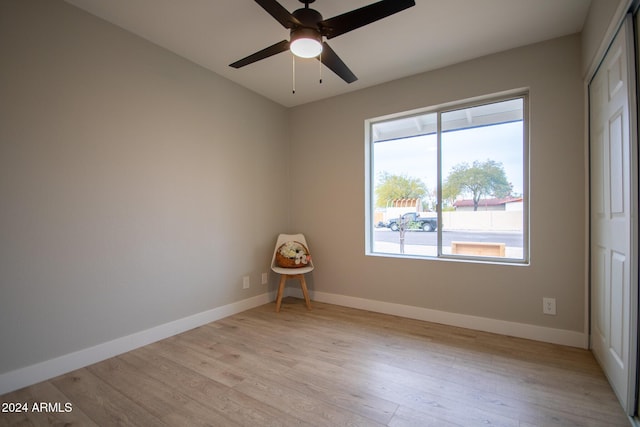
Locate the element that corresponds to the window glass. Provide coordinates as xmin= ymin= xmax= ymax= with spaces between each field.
xmin=368 ymin=95 xmax=527 ymax=263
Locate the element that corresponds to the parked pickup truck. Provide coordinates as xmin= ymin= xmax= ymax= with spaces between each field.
xmin=387 ymin=212 xmax=437 ymax=232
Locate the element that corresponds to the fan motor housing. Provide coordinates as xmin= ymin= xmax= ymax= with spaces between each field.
xmin=292 ymin=7 xmax=323 ymax=27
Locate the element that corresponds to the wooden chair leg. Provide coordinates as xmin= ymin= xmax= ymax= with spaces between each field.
xmin=299 ymin=275 xmax=312 ymax=310
xmin=275 ymin=274 xmax=287 ymax=312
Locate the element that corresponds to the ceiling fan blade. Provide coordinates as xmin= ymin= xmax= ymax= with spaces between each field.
xmin=319 ymin=42 xmax=357 ymax=83
xmin=319 ymin=0 xmax=415 ymax=39
xmin=254 ymin=0 xmax=302 ymax=29
xmin=229 ymin=40 xmax=290 ymax=68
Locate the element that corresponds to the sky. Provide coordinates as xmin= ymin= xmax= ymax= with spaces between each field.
xmin=373 ymin=121 xmax=524 ymax=201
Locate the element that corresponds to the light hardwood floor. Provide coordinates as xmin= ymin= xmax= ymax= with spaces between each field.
xmin=0 ymin=298 xmax=630 ymax=426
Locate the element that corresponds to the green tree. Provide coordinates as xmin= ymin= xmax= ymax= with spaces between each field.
xmin=443 ymin=160 xmax=512 ymax=211
xmin=375 ymin=172 xmax=427 ymax=208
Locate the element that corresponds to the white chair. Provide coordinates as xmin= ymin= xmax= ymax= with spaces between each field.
xmin=271 ymin=233 xmax=313 ymax=312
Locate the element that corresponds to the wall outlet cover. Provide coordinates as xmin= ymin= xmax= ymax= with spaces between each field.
xmin=543 ymin=297 xmax=556 ymax=315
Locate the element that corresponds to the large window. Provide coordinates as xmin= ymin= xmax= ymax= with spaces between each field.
xmin=365 ymin=93 xmax=528 ymax=263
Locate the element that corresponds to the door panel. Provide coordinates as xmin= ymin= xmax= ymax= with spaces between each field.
xmin=594 ymin=246 xmax=607 ymax=337
xmin=589 ymin=14 xmax=637 ymax=414
xmin=610 ymin=250 xmax=625 ymax=364
xmin=609 ymin=111 xmax=625 ymax=214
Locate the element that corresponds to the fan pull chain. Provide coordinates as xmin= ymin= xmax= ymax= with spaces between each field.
xmin=319 ymin=52 xmax=322 ymax=84
xmin=292 ymin=55 xmax=296 ymax=94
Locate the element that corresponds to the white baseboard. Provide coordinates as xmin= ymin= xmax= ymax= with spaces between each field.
xmin=0 ymin=293 xmax=273 ymax=396
xmin=286 ymin=288 xmax=588 ymax=349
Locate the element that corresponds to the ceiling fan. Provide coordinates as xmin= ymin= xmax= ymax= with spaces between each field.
xmin=229 ymin=0 xmax=416 ymax=84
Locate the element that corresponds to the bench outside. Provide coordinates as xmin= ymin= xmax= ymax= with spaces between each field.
xmin=451 ymin=241 xmax=506 ymax=257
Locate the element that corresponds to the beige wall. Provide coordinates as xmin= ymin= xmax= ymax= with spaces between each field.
xmin=289 ymin=35 xmax=585 ymax=332
xmin=0 ymin=0 xmax=289 ymax=375
xmin=582 ymin=0 xmax=630 ymax=77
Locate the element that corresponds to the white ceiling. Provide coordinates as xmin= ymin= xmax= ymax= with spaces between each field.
xmin=64 ymin=0 xmax=592 ymax=108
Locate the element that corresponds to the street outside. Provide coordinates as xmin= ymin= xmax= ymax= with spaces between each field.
xmin=374 ymin=229 xmax=523 ymax=246
xmin=373 ymin=228 xmax=524 ymax=258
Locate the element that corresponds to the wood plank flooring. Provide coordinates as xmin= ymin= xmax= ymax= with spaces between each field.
xmin=0 ymin=298 xmax=630 ymax=426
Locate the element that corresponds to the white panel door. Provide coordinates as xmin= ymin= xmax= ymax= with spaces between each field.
xmin=589 ymin=15 xmax=638 ymax=414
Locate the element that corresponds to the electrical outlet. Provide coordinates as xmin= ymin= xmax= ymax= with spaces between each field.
xmin=242 ymin=276 xmax=250 ymax=289
xmin=261 ymin=272 xmax=268 ymax=285
xmin=543 ymin=297 xmax=556 ymax=315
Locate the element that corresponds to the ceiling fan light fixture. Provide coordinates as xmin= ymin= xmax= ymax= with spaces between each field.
xmin=290 ymin=28 xmax=322 ymax=58
xmin=230 ymin=0 xmax=416 ymax=84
